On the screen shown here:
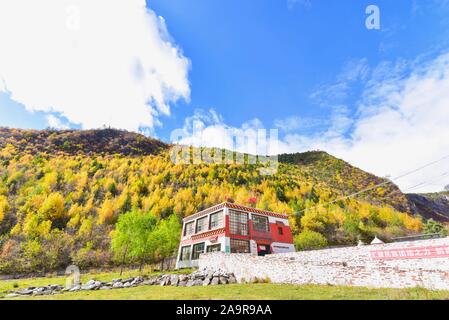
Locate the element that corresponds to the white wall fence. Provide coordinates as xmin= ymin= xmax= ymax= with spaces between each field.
xmin=198 ymin=237 xmax=449 ymax=290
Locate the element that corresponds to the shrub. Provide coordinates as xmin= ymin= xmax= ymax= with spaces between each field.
xmin=424 ymin=219 xmax=448 ymax=237
xmin=294 ymin=230 xmax=328 ymax=251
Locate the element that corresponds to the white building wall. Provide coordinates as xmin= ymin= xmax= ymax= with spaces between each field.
xmin=198 ymin=237 xmax=449 ymax=290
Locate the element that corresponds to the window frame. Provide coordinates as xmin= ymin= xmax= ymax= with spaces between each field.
xmin=230 ymin=238 xmax=250 ymax=253
xmin=192 ymin=242 xmax=205 ymax=260
xmin=252 ymin=214 xmax=270 ymax=232
xmin=206 ymin=244 xmax=222 ymax=253
xmin=209 ymin=210 xmax=224 ymax=229
xmin=180 ymin=245 xmax=191 ymax=261
xmin=196 ymin=216 xmax=208 ymax=233
xmin=229 ymin=210 xmax=249 ymax=236
xmin=184 ymin=221 xmax=195 ymax=237
xmin=278 ymin=226 xmax=284 ymax=235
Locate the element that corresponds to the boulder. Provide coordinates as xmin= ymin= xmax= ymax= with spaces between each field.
xmin=100 ymin=286 xmax=112 ymax=290
xmin=123 ymin=282 xmax=132 ymax=288
xmin=17 ymin=289 xmax=33 ymax=295
xmin=178 ymin=281 xmax=187 ymax=287
xmin=207 ymin=270 xmax=214 ymax=279
xmin=211 ymin=277 xmax=220 ymax=285
xmin=84 ymin=279 xmax=96 ymax=286
xmin=81 ymin=284 xmax=97 ymax=290
xmin=170 ymin=275 xmax=179 ymax=286
xmin=185 ymin=280 xmax=195 ymax=287
xmin=112 ymin=282 xmax=124 ymax=289
xmin=202 ymin=278 xmax=211 ymax=286
xmin=219 ymin=276 xmax=228 ymax=285
xmin=228 ymin=275 xmax=237 ymax=284
xmin=5 ymin=293 xmax=19 ymax=298
xmin=69 ymin=285 xmax=81 ymax=292
xmin=193 ymin=279 xmax=203 ymax=286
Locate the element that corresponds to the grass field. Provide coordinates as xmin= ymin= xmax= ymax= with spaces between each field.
xmin=1 ymin=270 xmax=449 ymax=300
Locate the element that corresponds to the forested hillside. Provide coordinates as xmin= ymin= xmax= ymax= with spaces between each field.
xmin=407 ymin=191 xmax=449 ymax=223
xmin=0 ymin=128 xmax=423 ymax=274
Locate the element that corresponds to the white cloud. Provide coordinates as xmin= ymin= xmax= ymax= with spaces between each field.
xmin=175 ymin=53 xmax=449 ymax=193
xmin=171 ymin=109 xmax=276 ymax=156
xmin=0 ymin=0 xmax=190 ymax=132
xmin=280 ymin=52 xmax=449 ymax=193
xmin=310 ymin=58 xmax=369 ymax=107
xmin=46 ymin=114 xmax=69 ymax=129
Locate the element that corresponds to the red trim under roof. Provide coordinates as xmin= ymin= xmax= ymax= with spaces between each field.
xmin=183 ymin=202 xmax=289 ymax=222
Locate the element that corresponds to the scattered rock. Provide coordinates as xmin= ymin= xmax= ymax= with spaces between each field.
xmin=69 ymin=285 xmax=81 ymax=292
xmin=211 ymin=277 xmax=220 ymax=285
xmin=193 ymin=279 xmax=203 ymax=286
xmin=170 ymin=275 xmax=179 ymax=286
xmin=5 ymin=269 xmax=237 ymax=297
xmin=17 ymin=289 xmax=33 ymax=295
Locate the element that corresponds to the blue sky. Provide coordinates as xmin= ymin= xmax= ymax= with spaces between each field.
xmin=1 ymin=0 xmax=449 ymax=191
xmin=152 ymin=0 xmax=449 ymax=139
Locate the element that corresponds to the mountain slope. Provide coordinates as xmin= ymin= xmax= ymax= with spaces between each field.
xmin=407 ymin=191 xmax=449 ymax=222
xmin=0 ymin=128 xmax=167 ymax=156
xmin=279 ymin=152 xmax=411 ymax=213
xmin=0 ymin=128 xmax=423 ymax=274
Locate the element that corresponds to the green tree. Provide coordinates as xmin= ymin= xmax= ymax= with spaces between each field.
xmin=110 ymin=210 xmax=157 ymax=274
xmin=294 ymin=230 xmax=328 ymax=251
xmin=150 ymin=215 xmax=181 ymax=270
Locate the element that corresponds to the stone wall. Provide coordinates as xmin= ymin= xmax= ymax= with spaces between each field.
xmin=198 ymin=237 xmax=449 ymax=290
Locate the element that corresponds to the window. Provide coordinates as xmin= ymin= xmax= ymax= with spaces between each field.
xmin=184 ymin=222 xmax=194 ymax=236
xmin=252 ymin=214 xmax=269 ymax=232
xmin=209 ymin=211 xmax=223 ymax=229
xmin=230 ymin=239 xmax=250 ymax=253
xmin=180 ymin=246 xmax=191 ymax=261
xmin=278 ymin=227 xmax=284 ymax=235
xmin=192 ymin=243 xmax=205 ymax=260
xmin=206 ymin=244 xmax=221 ymax=252
xmin=196 ymin=216 xmax=208 ymax=233
xmin=229 ymin=210 xmax=248 ymax=236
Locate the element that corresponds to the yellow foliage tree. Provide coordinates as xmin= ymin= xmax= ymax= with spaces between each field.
xmin=0 ymin=195 xmax=9 ymax=223
xmin=39 ymin=193 xmax=65 ymax=220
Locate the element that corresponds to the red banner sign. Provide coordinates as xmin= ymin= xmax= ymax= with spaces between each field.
xmin=370 ymin=245 xmax=449 ymax=260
